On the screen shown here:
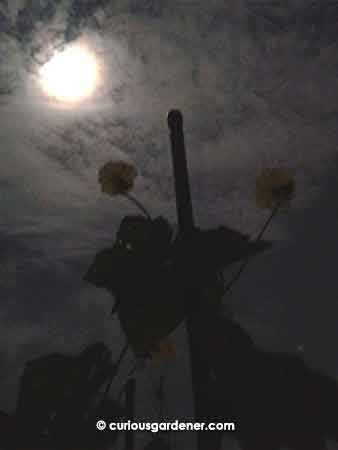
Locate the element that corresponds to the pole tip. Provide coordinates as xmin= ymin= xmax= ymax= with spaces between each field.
xmin=167 ymin=109 xmax=183 ymax=130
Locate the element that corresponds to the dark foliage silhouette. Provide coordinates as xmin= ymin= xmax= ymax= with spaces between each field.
xmin=2 ymin=110 xmax=328 ymax=450
xmin=84 ymin=214 xmax=185 ymax=356
xmin=82 ymin=206 xmax=338 ymax=450
xmin=83 ymin=110 xmax=281 ymax=450
xmin=194 ymin=311 xmax=338 ymax=450
xmin=1 ymin=342 xmax=125 ymax=450
xmin=83 ymin=214 xmax=270 ymax=356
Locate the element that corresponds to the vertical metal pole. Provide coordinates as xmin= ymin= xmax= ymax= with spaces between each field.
xmin=167 ymin=110 xmax=194 ymax=238
xmin=167 ymin=110 xmax=212 ymax=450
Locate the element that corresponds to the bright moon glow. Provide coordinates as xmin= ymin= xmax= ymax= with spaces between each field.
xmin=39 ymin=45 xmax=99 ymax=102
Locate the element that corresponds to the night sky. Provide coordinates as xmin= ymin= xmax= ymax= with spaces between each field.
xmin=1 ymin=1 xmax=338 ymax=449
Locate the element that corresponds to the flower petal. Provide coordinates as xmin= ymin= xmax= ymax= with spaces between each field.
xmin=98 ymin=160 xmax=137 ymax=196
xmin=255 ymin=168 xmax=295 ymax=210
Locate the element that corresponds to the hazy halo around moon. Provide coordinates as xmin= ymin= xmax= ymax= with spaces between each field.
xmin=39 ymin=43 xmax=100 ymax=104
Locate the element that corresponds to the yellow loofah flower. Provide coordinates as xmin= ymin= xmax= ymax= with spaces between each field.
xmin=255 ymin=168 xmax=295 ymax=210
xmin=98 ymin=160 xmax=137 ymax=196
xmin=149 ymin=339 xmax=177 ymax=365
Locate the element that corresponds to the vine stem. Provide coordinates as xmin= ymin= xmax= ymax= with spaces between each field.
xmin=101 ymin=342 xmax=129 ymax=402
xmin=255 ymin=202 xmax=281 ymax=242
xmin=122 ymin=192 xmax=152 ymax=220
xmin=222 ymin=202 xmax=281 ymax=297
xmin=117 ymin=364 xmax=137 ymax=403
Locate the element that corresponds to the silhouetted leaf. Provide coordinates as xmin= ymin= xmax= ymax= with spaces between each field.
xmin=114 ymin=215 xmax=173 ymax=260
xmin=172 ymin=226 xmax=271 ymax=283
xmin=83 ymin=246 xmax=121 ymax=291
xmin=84 ymin=215 xmax=173 ymax=293
xmin=84 ymin=215 xmax=184 ymax=355
xmin=116 ymin=266 xmax=185 ymax=355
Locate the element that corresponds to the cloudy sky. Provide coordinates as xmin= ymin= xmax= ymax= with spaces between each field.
xmin=1 ymin=0 xmax=338 ymax=448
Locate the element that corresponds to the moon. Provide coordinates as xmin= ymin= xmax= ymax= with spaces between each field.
xmin=39 ymin=44 xmax=100 ymax=103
